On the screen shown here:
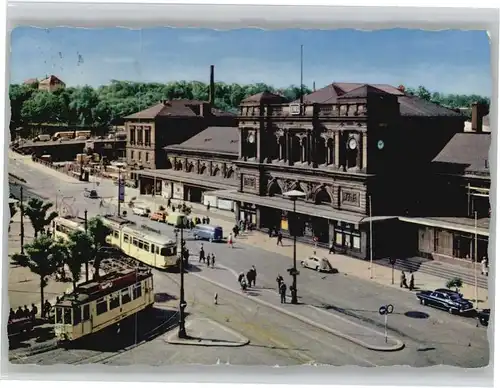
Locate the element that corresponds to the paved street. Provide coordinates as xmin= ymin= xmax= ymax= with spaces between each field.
xmin=8 ymin=152 xmax=490 ymax=367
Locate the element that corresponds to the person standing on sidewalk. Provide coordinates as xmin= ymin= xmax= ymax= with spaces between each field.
xmin=481 ymin=256 xmax=488 ymax=276
xmin=329 ymin=240 xmax=335 ymax=254
xmin=228 ymin=233 xmax=234 ymax=248
xmin=211 ymin=253 xmax=215 ymax=268
xmin=409 ymin=272 xmax=415 ymax=291
xmin=277 ymin=231 xmax=283 ymax=246
xmin=199 ymin=244 xmax=205 ymax=263
xmin=206 ymin=202 xmax=211 ymax=211
xmin=280 ymin=282 xmax=287 ymax=303
xmin=400 ymin=271 xmax=408 ymax=288
xmin=251 ymin=265 xmax=257 ymax=287
xmin=276 ymin=273 xmax=284 ymax=291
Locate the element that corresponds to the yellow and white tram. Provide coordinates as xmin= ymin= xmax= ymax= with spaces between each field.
xmin=104 ymin=221 xmax=178 ymax=270
xmin=53 ymin=216 xmax=86 ymax=241
xmin=54 ymin=267 xmax=154 ymax=343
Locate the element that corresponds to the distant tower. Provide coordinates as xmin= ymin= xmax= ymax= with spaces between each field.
xmin=313 ymin=81 xmax=316 ymax=92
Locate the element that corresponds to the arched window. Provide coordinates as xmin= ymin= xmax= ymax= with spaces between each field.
xmin=291 ymin=136 xmax=301 ymax=163
xmin=315 ymin=188 xmax=332 ymax=205
xmin=268 ymin=181 xmax=282 ymax=197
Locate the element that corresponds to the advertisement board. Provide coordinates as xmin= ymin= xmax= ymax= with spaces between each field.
xmin=118 ymin=179 xmax=125 ymax=202
xmin=217 ymin=199 xmax=234 ymax=211
xmin=172 ymin=183 xmax=184 ymax=200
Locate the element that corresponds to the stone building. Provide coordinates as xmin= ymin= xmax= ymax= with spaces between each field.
xmin=210 ymin=82 xmax=467 ymax=260
xmin=123 ymin=65 xmax=237 ymax=180
xmin=38 ymin=75 xmax=65 ymax=92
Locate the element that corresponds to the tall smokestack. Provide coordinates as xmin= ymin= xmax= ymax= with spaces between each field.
xmin=209 ymin=65 xmax=215 ymax=105
xmin=313 ymin=81 xmax=316 ymax=92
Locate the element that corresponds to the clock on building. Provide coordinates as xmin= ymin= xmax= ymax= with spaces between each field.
xmin=377 ymin=140 xmax=385 ymax=150
xmin=348 ymin=137 xmax=357 ymax=150
xmin=248 ymin=132 xmax=256 ymax=144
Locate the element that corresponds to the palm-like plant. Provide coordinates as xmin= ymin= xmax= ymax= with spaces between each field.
xmin=22 ymin=198 xmax=58 ymax=238
xmin=446 ymin=277 xmax=463 ymax=293
xmin=87 ymin=216 xmax=111 ymax=280
xmin=11 ymin=235 xmax=63 ymax=316
xmin=66 ymin=230 xmax=93 ymax=290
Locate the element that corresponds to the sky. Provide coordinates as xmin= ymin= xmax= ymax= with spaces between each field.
xmin=9 ymin=27 xmax=492 ymax=96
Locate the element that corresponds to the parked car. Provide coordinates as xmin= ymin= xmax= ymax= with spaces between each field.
xmin=193 ymin=224 xmax=223 ymax=242
xmin=416 ymin=289 xmax=474 ymax=314
xmin=132 ymin=205 xmax=151 ymax=217
xmin=300 ymin=256 xmax=337 ymax=273
xmin=83 ymin=189 xmax=99 ymax=199
xmin=149 ymin=210 xmax=168 ymax=222
xmin=477 ymin=309 xmax=490 ymax=326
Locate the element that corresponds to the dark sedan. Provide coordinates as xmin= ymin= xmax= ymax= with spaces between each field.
xmin=416 ymin=289 xmax=474 ymax=315
xmin=477 ymin=309 xmax=490 ymax=326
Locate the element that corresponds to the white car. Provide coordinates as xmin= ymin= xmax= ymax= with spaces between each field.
xmin=300 ymin=256 xmax=337 ymax=273
xmin=132 ymin=205 xmax=151 ymax=217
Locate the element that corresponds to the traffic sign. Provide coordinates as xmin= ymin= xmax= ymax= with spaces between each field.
xmin=379 ymin=306 xmax=387 ymax=315
xmin=379 ymin=304 xmax=394 ymax=315
xmin=386 ymin=304 xmax=394 ymax=314
xmin=180 ymin=301 xmax=187 ymax=309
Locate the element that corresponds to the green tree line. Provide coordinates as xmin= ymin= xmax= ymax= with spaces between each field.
xmin=9 ymin=81 xmax=490 ymax=132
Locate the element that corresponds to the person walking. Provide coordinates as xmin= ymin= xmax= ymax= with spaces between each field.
xmin=481 ymin=257 xmax=488 ymax=276
xmin=31 ymin=303 xmax=38 ymax=321
xmin=211 ymin=253 xmax=215 ymax=268
xmin=228 ymin=233 xmax=234 ymax=248
xmin=329 ymin=240 xmax=335 ymax=254
xmin=251 ymin=265 xmax=257 ymax=287
xmin=280 ymin=282 xmax=287 ymax=303
xmin=409 ymin=272 xmax=415 ymax=291
xmin=199 ymin=244 xmax=205 ymax=263
xmin=268 ymin=227 xmax=273 ymax=238
xmin=400 ymin=271 xmax=408 ymax=288
xmin=277 ymin=231 xmax=283 ymax=246
xmin=276 ymin=274 xmax=284 ymax=291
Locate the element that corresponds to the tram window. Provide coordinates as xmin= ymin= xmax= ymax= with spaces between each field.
xmin=144 ymin=243 xmax=149 ymax=252
xmin=56 ymin=224 xmax=62 ymax=232
xmin=63 ymin=308 xmax=72 ymax=324
xmin=73 ymin=307 xmax=82 ymax=325
xmin=151 ymin=244 xmax=155 ymax=253
xmin=138 ymin=240 xmax=144 ymax=250
xmin=113 ymin=230 xmax=119 ymax=239
xmin=121 ymin=288 xmax=131 ymax=304
xmin=133 ymin=284 xmax=142 ymax=300
xmin=83 ymin=304 xmax=90 ymax=321
xmin=56 ymin=307 xmax=63 ymax=324
xmin=110 ymin=293 xmax=120 ymax=310
xmin=160 ymin=247 xmax=168 ymax=256
xmin=96 ymin=298 xmax=108 ymax=315
xmin=124 ymin=234 xmax=129 ymax=243
xmin=132 ymin=238 xmax=138 ymax=246
xmin=155 ymin=246 xmax=160 ymax=254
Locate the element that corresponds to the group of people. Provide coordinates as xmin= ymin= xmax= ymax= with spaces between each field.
xmin=9 ymin=303 xmax=38 ymax=322
xmin=198 ymin=244 xmax=216 ymax=268
xmin=400 ymin=271 xmax=415 ymax=291
xmin=238 ymin=266 xmax=257 ymax=290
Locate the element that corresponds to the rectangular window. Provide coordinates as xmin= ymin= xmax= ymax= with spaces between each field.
xmin=73 ymin=307 xmax=82 ymax=325
xmin=110 ymin=293 xmax=120 ymax=310
xmin=130 ymin=150 xmax=135 ymax=159
xmin=121 ymin=288 xmax=132 ymax=304
xmin=155 ymin=246 xmax=160 ymax=254
xmin=124 ymin=234 xmax=129 ymax=243
xmin=144 ymin=243 xmax=149 ymax=252
xmin=113 ymin=230 xmax=119 ymax=239
xmin=63 ymin=308 xmax=72 ymax=324
xmin=138 ymin=152 xmax=142 ymax=161
xmin=352 ymin=235 xmax=361 ymax=250
xmin=138 ymin=240 xmax=144 ymax=250
xmin=151 ymin=244 xmax=155 ymax=253
xmin=132 ymin=238 xmax=138 ymax=246
xmin=145 ymin=153 xmax=149 ymax=162
xmin=96 ymin=298 xmax=108 ymax=315
xmin=133 ymin=284 xmax=142 ymax=300
xmin=56 ymin=307 xmax=63 ymax=324
xmin=83 ymin=304 xmax=90 ymax=321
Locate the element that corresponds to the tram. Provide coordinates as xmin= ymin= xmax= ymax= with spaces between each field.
xmin=54 ymin=265 xmax=154 ymax=343
xmin=102 ymin=215 xmax=179 ymax=270
xmin=53 ymin=215 xmax=86 ymax=241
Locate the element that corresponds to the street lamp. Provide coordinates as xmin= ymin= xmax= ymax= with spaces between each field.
xmin=284 ymin=189 xmax=306 ymax=304
xmin=174 ymin=227 xmax=187 ymax=339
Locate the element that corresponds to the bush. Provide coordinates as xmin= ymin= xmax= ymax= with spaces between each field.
xmin=446 ymin=277 xmax=463 ymax=292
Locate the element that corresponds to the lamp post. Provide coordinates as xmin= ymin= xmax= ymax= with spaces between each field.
xmin=174 ymin=228 xmax=187 ymax=338
xmin=284 ymin=189 xmax=306 ymax=305
xmin=117 ymin=167 xmax=121 ymax=217
xmin=369 ymin=194 xmax=373 ymax=279
xmin=474 ymin=211 xmax=478 ymax=310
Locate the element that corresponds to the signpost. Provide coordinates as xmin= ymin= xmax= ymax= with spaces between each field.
xmin=379 ymin=304 xmax=394 ymax=343
xmin=389 ymin=258 xmax=397 ymax=285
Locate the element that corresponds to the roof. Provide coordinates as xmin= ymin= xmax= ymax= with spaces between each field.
xmin=432 ymin=133 xmax=491 ymax=173
xmin=296 ymin=82 xmax=462 ymax=117
xmin=39 ymin=75 xmax=64 ymax=85
xmin=124 ymin=100 xmax=236 ymax=120
xmin=241 ymin=92 xmax=288 ymax=105
xmin=165 ymin=126 xmax=239 ymax=154
xmin=23 ymin=78 xmax=38 ymax=84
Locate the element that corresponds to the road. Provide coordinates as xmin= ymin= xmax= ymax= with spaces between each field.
xmin=8 ymin=153 xmax=490 ymax=367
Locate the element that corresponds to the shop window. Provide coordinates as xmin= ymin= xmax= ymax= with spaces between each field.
xmin=352 ymin=235 xmax=361 ymax=249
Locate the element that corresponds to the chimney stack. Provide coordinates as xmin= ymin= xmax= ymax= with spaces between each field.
xmin=209 ymin=65 xmax=215 ymax=105
xmin=471 ymin=102 xmax=489 ymax=133
xmin=313 ymin=81 xmax=316 ymax=92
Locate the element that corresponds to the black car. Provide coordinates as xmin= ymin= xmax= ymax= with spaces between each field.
xmin=477 ymin=309 xmax=490 ymax=326
xmin=416 ymin=289 xmax=474 ymax=314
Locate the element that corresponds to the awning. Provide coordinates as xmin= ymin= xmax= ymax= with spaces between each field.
xmin=208 ymin=189 xmax=364 ymax=224
xmin=398 ymin=216 xmax=489 ymax=237
xmin=138 ymin=169 xmax=238 ymax=191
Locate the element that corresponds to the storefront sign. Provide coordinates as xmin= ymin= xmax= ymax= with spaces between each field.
xmin=243 ymin=176 xmax=256 ymax=189
xmin=172 ymin=183 xmax=184 ymax=200
xmin=118 ymin=179 xmax=125 ymax=202
xmin=341 ymin=189 xmax=360 ymax=207
xmin=161 ymin=181 xmax=171 ymax=199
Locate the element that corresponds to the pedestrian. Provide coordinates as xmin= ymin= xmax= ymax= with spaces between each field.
xmin=206 ymin=256 xmax=210 ymax=267
xmin=280 ymin=282 xmax=287 ymax=303
xmin=15 ymin=306 xmax=23 ymax=319
xmin=199 ymin=244 xmax=205 ymax=263
xmin=400 ymin=271 xmax=408 ymax=289
xmin=214 ymin=292 xmax=218 ymax=305
xmin=329 ymin=240 xmax=335 ymax=254
xmin=277 ymin=231 xmax=283 ymax=246
xmin=228 ymin=233 xmax=234 ymax=248
xmin=167 ymin=198 xmax=171 ymax=208
xmin=238 ymin=272 xmax=245 ymax=284
xmin=246 ymin=270 xmax=253 ymax=287
xmin=268 ymin=227 xmax=273 ymax=238
xmin=409 ymin=272 xmax=415 ymax=291
xmin=206 ymin=216 xmax=210 ymax=224
xmin=276 ymin=273 xmax=284 ymax=291
xmin=251 ymin=265 xmax=257 ymax=287
xmin=207 ymin=202 xmax=211 ymax=211
xmin=172 ymin=206 xmax=176 ymax=213
xmin=481 ymin=257 xmax=488 ymax=276
xmin=9 ymin=308 xmax=15 ymax=322
xmin=31 ymin=303 xmax=38 ymax=320
xmin=211 ymin=254 xmax=215 ymax=268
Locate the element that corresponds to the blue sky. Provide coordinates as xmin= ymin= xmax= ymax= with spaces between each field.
xmin=9 ymin=27 xmax=492 ymax=96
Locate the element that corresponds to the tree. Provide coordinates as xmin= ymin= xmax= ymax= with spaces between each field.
xmin=66 ymin=230 xmax=94 ymax=290
xmin=11 ymin=235 xmax=62 ymax=316
xmin=87 ymin=216 xmax=111 ymax=280
xmin=446 ymin=277 xmax=463 ymax=292
xmin=416 ymin=86 xmax=431 ymax=101
xmin=22 ymin=197 xmax=58 ymax=238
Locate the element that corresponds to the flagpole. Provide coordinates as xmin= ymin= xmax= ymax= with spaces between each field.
xmin=474 ymin=211 xmax=478 ymax=309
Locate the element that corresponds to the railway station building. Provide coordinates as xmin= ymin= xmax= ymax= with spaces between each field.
xmin=136 ymin=82 xmax=490 ymax=265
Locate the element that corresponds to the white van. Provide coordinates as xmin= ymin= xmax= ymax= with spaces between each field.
xmin=132 ymin=205 xmax=151 ymax=217
xmin=34 ymin=134 xmax=51 ymax=142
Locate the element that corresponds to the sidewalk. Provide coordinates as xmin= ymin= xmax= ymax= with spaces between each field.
xmin=189 ymin=264 xmax=404 ymax=352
